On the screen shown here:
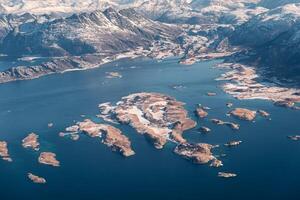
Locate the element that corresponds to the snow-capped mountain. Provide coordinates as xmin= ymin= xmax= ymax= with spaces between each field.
xmin=0 ymin=0 xmax=268 ymax=25
xmin=229 ymin=3 xmax=300 ymax=80
xmin=0 ymin=0 xmax=118 ymax=14
xmin=1 ymin=0 xmax=300 ymax=84
xmin=1 ymin=7 xmax=181 ymax=57
xmin=230 ymin=3 xmax=300 ymax=46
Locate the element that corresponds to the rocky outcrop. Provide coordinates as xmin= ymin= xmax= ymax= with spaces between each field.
xmin=218 ymin=172 xmax=237 ymax=178
xmin=274 ymin=101 xmax=296 ymax=108
xmin=225 ymin=141 xmax=242 ymax=147
xmin=28 ymin=173 xmax=46 ymax=184
xmin=174 ymin=143 xmax=216 ymax=164
xmin=0 ymin=141 xmax=12 ymax=162
xmin=230 ymin=108 xmax=256 ymax=121
xmin=210 ymin=158 xmax=223 ymax=168
xmin=63 ymin=119 xmax=135 ymax=157
xmin=257 ymin=110 xmax=270 ymax=118
xmin=226 ymin=102 xmax=233 ymax=108
xmin=207 ymin=92 xmax=217 ymax=96
xmin=211 ymin=119 xmax=240 ymax=130
xmin=38 ymin=152 xmax=60 ymax=167
xmin=22 ymin=133 xmax=40 ymax=151
xmin=106 ymin=72 xmax=122 ymax=79
xmin=288 ymin=135 xmax=300 ymax=141
xmin=199 ymin=126 xmax=211 ymax=133
xmin=196 ymin=107 xmax=208 ymax=118
xmin=218 ymin=63 xmax=300 ymax=104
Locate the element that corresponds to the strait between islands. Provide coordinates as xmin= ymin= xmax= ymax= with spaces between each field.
xmin=96 ymin=92 xmax=222 ymax=166
xmin=59 ymin=92 xmax=223 ymax=167
xmin=0 ymin=92 xmax=277 ymax=183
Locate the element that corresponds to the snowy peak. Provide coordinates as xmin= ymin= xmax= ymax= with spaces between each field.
xmin=230 ymin=3 xmax=300 ymax=47
xmin=0 ymin=7 xmax=181 ymax=57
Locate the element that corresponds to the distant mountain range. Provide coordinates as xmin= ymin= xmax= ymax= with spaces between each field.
xmin=229 ymin=3 xmax=300 ymax=81
xmin=0 ymin=0 xmax=300 ymax=84
xmin=1 ymin=8 xmax=180 ymax=57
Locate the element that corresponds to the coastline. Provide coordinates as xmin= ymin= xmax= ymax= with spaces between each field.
xmin=1 ymin=45 xmax=299 ymax=109
xmin=216 ymin=62 xmax=300 ymax=107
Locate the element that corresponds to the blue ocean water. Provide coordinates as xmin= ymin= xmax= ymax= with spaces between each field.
xmin=0 ymin=57 xmax=299 ymax=200
xmin=0 ymin=57 xmax=49 ymax=71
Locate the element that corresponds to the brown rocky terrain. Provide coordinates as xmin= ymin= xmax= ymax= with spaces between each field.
xmin=225 ymin=141 xmax=242 ymax=147
xmin=196 ymin=107 xmax=208 ymax=118
xmin=230 ymin=108 xmax=256 ymax=121
xmin=22 ymin=133 xmax=40 ymax=151
xmin=218 ymin=63 xmax=300 ymax=108
xmin=28 ymin=173 xmax=46 ymax=184
xmin=97 ymin=93 xmax=223 ymax=167
xmin=38 ymin=152 xmax=60 ymax=167
xmin=63 ymin=119 xmax=135 ymax=157
xmin=218 ymin=172 xmax=237 ymax=178
xmin=174 ymin=143 xmax=217 ymax=164
xmin=0 ymin=141 xmax=12 ymax=162
xmin=211 ymin=119 xmax=240 ymax=130
xmin=98 ymin=93 xmax=197 ymax=149
xmin=258 ymin=110 xmax=270 ymax=118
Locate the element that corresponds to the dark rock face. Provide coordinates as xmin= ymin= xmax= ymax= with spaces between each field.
xmin=229 ymin=4 xmax=300 ymax=83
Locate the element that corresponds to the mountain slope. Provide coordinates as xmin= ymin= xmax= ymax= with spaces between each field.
xmin=0 ymin=0 xmax=267 ymax=25
xmin=1 ymin=8 xmax=181 ymax=57
xmin=229 ymin=3 xmax=300 ymax=81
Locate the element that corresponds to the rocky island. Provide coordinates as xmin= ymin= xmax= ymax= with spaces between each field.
xmin=62 ymin=119 xmax=135 ymax=157
xmin=288 ymin=135 xmax=300 ymax=141
xmin=22 ymin=133 xmax=40 ymax=151
xmin=0 ymin=141 xmax=12 ymax=162
xmin=218 ymin=63 xmax=300 ymax=107
xmin=106 ymin=72 xmax=122 ymax=79
xmin=28 ymin=173 xmax=46 ymax=184
xmin=199 ymin=126 xmax=211 ymax=134
xmin=38 ymin=152 xmax=60 ymax=167
xmin=98 ymin=92 xmax=197 ymax=149
xmin=196 ymin=107 xmax=208 ymax=118
xmin=258 ymin=110 xmax=270 ymax=118
xmin=218 ymin=172 xmax=237 ymax=178
xmin=207 ymin=92 xmax=217 ymax=96
xmin=225 ymin=141 xmax=242 ymax=147
xmin=174 ymin=143 xmax=218 ymax=165
xmin=230 ymin=108 xmax=257 ymax=121
xmin=211 ymin=119 xmax=240 ymax=130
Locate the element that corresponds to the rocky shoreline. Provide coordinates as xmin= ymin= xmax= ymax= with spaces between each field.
xmin=98 ymin=93 xmax=197 ymax=148
xmin=0 ymin=141 xmax=12 ymax=162
xmin=216 ymin=63 xmax=300 ymax=107
xmin=22 ymin=133 xmax=40 ymax=151
xmin=97 ymin=92 xmax=225 ymax=167
xmin=28 ymin=173 xmax=46 ymax=184
xmin=38 ymin=152 xmax=60 ymax=167
xmin=61 ymin=119 xmax=135 ymax=157
xmin=0 ymin=44 xmax=183 ymax=84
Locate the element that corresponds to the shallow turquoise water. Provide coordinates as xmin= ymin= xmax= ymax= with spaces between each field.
xmin=0 ymin=57 xmax=299 ymax=199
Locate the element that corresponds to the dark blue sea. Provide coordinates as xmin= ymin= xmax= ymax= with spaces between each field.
xmin=0 ymin=57 xmax=299 ymax=200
